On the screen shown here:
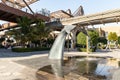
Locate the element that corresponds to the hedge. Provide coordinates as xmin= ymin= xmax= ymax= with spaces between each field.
xmin=12 ymin=47 xmax=50 ymax=52
xmin=78 ymin=48 xmax=94 ymax=52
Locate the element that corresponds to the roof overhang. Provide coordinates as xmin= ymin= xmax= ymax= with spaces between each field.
xmin=1 ymin=0 xmax=39 ymax=9
xmin=0 ymin=3 xmax=49 ymax=23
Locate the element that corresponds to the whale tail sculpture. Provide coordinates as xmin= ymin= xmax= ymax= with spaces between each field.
xmin=48 ymin=25 xmax=76 ymax=60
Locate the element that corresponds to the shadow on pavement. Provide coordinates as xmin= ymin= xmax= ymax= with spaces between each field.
xmin=0 ymin=49 xmax=49 ymax=58
xmin=96 ymin=49 xmax=112 ymax=53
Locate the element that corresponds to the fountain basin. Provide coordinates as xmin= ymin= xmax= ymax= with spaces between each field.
xmin=36 ymin=56 xmax=120 ymax=80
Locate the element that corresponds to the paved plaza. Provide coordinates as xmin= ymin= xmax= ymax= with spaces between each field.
xmin=0 ymin=49 xmax=49 ymax=80
xmin=0 ymin=49 xmax=120 ymax=80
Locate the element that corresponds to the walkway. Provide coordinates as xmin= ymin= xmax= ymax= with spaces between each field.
xmin=0 ymin=60 xmax=37 ymax=80
xmin=0 ymin=49 xmax=49 ymax=80
xmin=0 ymin=49 xmax=48 ymax=60
xmin=0 ymin=49 xmax=120 ymax=80
xmin=65 ymin=49 xmax=120 ymax=59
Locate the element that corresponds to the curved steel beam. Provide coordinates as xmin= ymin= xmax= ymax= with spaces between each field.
xmin=48 ymin=25 xmax=75 ymax=60
xmin=23 ymin=0 xmax=34 ymax=14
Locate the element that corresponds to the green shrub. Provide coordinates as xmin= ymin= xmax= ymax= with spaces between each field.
xmin=79 ymin=48 xmax=85 ymax=52
xmin=12 ymin=47 xmax=50 ymax=52
xmin=110 ymin=45 xmax=115 ymax=49
xmin=78 ymin=48 xmax=94 ymax=52
xmin=0 ymin=44 xmax=4 ymax=48
xmin=98 ymin=37 xmax=107 ymax=44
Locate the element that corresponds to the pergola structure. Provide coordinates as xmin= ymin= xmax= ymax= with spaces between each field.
xmin=1 ymin=0 xmax=38 ymax=9
xmin=0 ymin=0 xmax=50 ymax=30
xmin=0 ymin=3 xmax=49 ymax=22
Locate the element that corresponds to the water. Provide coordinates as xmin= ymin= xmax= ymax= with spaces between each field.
xmin=95 ymin=58 xmax=119 ymax=76
xmin=36 ymin=56 xmax=119 ymax=80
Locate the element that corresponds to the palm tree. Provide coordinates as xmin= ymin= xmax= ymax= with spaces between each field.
xmin=17 ymin=16 xmax=32 ymax=43
xmin=6 ymin=16 xmax=51 ymax=48
xmin=32 ymin=19 xmax=50 ymax=47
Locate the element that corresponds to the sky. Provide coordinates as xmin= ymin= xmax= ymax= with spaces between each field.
xmin=1 ymin=0 xmax=120 ymax=27
xmin=29 ymin=0 xmax=120 ymax=14
xmin=27 ymin=0 xmax=120 ymax=27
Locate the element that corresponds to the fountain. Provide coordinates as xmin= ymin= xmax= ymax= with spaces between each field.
xmin=36 ymin=25 xmax=120 ymax=80
xmin=48 ymin=25 xmax=76 ymax=60
xmin=95 ymin=58 xmax=119 ymax=76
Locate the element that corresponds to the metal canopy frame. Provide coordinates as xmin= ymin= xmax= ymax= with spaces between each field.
xmin=1 ymin=0 xmax=39 ymax=9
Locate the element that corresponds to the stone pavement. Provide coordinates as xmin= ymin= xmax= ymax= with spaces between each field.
xmin=0 ymin=49 xmax=48 ymax=60
xmin=0 ymin=49 xmax=120 ymax=80
xmin=0 ymin=49 xmax=49 ymax=80
xmin=0 ymin=60 xmax=37 ymax=80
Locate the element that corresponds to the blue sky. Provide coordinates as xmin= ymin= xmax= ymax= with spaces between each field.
xmin=1 ymin=0 xmax=120 ymax=27
xmin=30 ymin=0 xmax=120 ymax=14
xmin=25 ymin=0 xmax=120 ymax=27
